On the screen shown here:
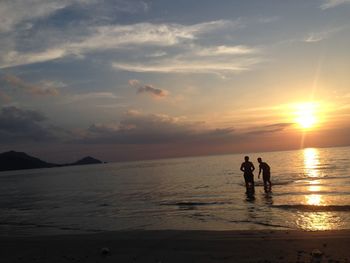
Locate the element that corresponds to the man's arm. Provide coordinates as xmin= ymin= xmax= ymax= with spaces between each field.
xmin=258 ymin=165 xmax=261 ymax=178
xmin=251 ymin=163 xmax=255 ymax=172
xmin=240 ymin=163 xmax=244 ymax=172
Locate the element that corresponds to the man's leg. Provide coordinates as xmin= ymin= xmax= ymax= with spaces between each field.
xmin=263 ymin=174 xmax=271 ymax=192
xmin=244 ymin=175 xmax=250 ymax=192
xmin=266 ymin=173 xmax=272 ymax=189
xmin=263 ymin=179 xmax=268 ymax=192
xmin=250 ymin=176 xmax=255 ymax=193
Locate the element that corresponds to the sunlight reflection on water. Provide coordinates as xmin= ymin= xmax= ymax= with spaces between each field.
xmin=296 ymin=211 xmax=342 ymax=231
xmin=297 ymin=148 xmax=342 ymax=230
xmin=306 ymin=194 xmax=322 ymax=206
xmin=304 ymin=148 xmax=322 ymax=178
xmin=308 ymin=184 xmax=322 ymax=192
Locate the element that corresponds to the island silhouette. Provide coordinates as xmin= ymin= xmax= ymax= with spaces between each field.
xmin=0 ymin=151 xmax=104 ymax=172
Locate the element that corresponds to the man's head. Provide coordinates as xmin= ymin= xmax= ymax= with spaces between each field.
xmin=257 ymin=157 xmax=262 ymax=163
xmin=244 ymin=156 xmax=249 ymax=161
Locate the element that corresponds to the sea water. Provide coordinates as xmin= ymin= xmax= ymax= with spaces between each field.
xmin=1 ymin=146 xmax=350 ymax=236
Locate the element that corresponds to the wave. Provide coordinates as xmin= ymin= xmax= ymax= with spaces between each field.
xmin=237 ymin=180 xmax=292 ymax=187
xmin=160 ymin=201 xmax=230 ymax=207
xmin=273 ymin=204 xmax=350 ymax=212
xmin=194 ymin=185 xmax=210 ymax=189
xmin=266 ymin=181 xmax=292 ymax=186
xmin=272 ymin=191 xmax=348 ymax=197
xmin=295 ymin=175 xmax=350 ymax=181
xmin=228 ymin=219 xmax=289 ymax=229
xmin=0 ymin=221 xmax=102 ymax=232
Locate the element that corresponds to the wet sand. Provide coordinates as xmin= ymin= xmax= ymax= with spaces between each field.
xmin=1 ymin=230 xmax=350 ymax=262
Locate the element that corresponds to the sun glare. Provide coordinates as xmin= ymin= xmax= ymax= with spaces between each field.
xmin=295 ymin=102 xmax=318 ymax=129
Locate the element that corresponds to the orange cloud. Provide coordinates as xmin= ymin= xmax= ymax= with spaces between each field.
xmin=2 ymin=74 xmax=59 ymax=96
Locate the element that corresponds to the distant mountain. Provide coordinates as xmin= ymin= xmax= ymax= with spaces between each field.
xmin=0 ymin=151 xmax=57 ymax=171
xmin=70 ymin=156 xmax=103 ymax=166
xmin=0 ymin=151 xmax=103 ymax=172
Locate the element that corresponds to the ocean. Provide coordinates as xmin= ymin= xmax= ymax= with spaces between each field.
xmin=1 ymin=146 xmax=350 ymax=236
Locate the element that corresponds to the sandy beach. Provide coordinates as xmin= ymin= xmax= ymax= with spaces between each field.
xmin=1 ymin=230 xmax=350 ymax=263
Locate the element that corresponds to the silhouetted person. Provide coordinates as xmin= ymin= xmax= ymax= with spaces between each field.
xmin=240 ymin=156 xmax=255 ymax=193
xmin=258 ymin=157 xmax=271 ymax=192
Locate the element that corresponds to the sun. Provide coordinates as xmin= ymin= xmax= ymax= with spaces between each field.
xmin=295 ymin=102 xmax=318 ymax=129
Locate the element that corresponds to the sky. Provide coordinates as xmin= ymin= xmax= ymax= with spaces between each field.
xmin=1 ymin=0 xmax=350 ymax=163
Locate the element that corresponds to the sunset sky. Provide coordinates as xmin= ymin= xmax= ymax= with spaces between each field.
xmin=1 ymin=0 xmax=350 ymax=162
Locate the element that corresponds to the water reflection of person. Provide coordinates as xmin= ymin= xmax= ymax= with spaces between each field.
xmin=263 ymin=191 xmax=273 ymax=206
xmin=246 ymin=192 xmax=255 ymax=201
xmin=240 ymin=156 xmax=255 ymax=193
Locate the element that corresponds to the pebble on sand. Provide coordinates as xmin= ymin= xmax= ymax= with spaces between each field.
xmin=100 ymin=247 xmax=111 ymax=256
xmin=311 ymin=249 xmax=323 ymax=257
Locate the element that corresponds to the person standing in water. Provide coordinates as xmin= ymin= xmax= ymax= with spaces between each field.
xmin=240 ymin=156 xmax=255 ymax=193
xmin=257 ymin=157 xmax=271 ymax=192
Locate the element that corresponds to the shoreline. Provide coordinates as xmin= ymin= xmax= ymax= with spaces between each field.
xmin=1 ymin=230 xmax=350 ymax=262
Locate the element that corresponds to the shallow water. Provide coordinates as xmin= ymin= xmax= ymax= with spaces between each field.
xmin=1 ymin=146 xmax=350 ymax=236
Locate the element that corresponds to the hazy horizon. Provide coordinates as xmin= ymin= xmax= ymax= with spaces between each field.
xmin=1 ymin=0 xmax=350 ymax=163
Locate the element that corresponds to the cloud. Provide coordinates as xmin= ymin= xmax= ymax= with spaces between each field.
xmin=0 ymin=106 xmax=61 ymax=142
xmin=77 ymin=111 xmax=290 ymax=145
xmin=67 ymin=20 xmax=234 ymax=53
xmin=320 ymin=0 xmax=350 ymax=9
xmin=146 ymin=51 xmax=167 ymax=58
xmin=129 ymin=79 xmax=168 ymax=98
xmin=304 ymin=33 xmax=328 ymax=43
xmin=195 ymin=45 xmax=258 ymax=56
xmin=2 ymin=74 xmax=60 ymax=96
xmin=0 ymin=91 xmax=12 ymax=103
xmin=304 ymin=27 xmax=343 ymax=42
xmin=38 ymin=80 xmax=67 ymax=89
xmin=0 ymin=0 xmax=149 ymax=33
xmin=62 ymin=92 xmax=120 ymax=104
xmin=209 ymin=127 xmax=236 ymax=136
xmin=0 ymin=19 xmax=238 ymax=69
xmin=137 ymin=85 xmax=168 ymax=98
xmin=82 ymin=110 xmax=231 ymax=144
xmin=84 ymin=111 xmax=194 ymax=144
xmin=96 ymin=103 xmax=127 ymax=109
xmin=258 ymin=16 xmax=280 ymax=24
xmin=246 ymin=123 xmax=294 ymax=135
xmin=68 ymin=22 xmax=197 ymax=52
xmin=0 ymin=0 xmax=69 ymax=32
xmin=1 ymin=49 xmax=68 ymax=69
xmin=113 ymin=42 xmax=260 ymax=76
xmin=128 ymin=79 xmax=140 ymax=87
xmin=0 ymin=105 xmax=293 ymax=155
xmin=113 ymin=57 xmax=260 ymax=75
xmin=105 ymin=0 xmax=150 ymax=13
